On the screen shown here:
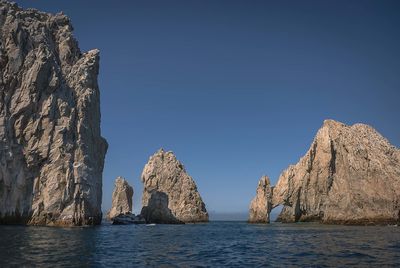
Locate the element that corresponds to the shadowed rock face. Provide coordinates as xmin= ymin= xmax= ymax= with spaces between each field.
xmin=107 ymin=177 xmax=133 ymax=220
xmin=248 ymin=176 xmax=272 ymax=223
xmin=0 ymin=1 xmax=107 ymax=226
xmin=250 ymin=120 xmax=400 ymax=225
xmin=141 ymin=191 xmax=183 ymax=224
xmin=140 ymin=149 xmax=208 ymax=224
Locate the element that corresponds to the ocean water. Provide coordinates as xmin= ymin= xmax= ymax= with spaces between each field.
xmin=0 ymin=221 xmax=399 ymax=267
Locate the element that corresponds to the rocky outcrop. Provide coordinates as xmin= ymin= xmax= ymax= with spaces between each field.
xmin=140 ymin=149 xmax=208 ymax=224
xmin=0 ymin=2 xmax=107 ymax=226
xmin=107 ymin=177 xmax=146 ymax=225
xmin=248 ymin=176 xmax=273 ymax=223
xmin=112 ymin=213 xmax=145 ymax=225
xmin=250 ymin=120 xmax=400 ymax=225
xmin=107 ymin=177 xmax=133 ymax=220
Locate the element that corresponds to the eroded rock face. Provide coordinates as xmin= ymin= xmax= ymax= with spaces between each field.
xmin=255 ymin=120 xmax=400 ymax=225
xmin=0 ymin=2 xmax=107 ymax=226
xmin=107 ymin=177 xmax=133 ymax=220
xmin=140 ymin=149 xmax=208 ymax=223
xmin=248 ymin=176 xmax=273 ymax=223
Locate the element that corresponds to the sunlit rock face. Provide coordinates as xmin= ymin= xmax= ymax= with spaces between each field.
xmin=248 ymin=176 xmax=272 ymax=223
xmin=107 ymin=177 xmax=133 ymax=220
xmin=141 ymin=149 xmax=209 ymax=224
xmin=0 ymin=1 xmax=107 ymax=226
xmin=251 ymin=120 xmax=400 ymax=225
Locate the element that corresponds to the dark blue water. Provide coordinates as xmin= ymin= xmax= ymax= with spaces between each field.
xmin=0 ymin=222 xmax=399 ymax=267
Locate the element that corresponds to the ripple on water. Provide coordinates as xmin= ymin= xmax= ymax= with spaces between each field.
xmin=0 ymin=222 xmax=399 ymax=267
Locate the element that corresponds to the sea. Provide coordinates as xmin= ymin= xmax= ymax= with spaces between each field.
xmin=0 ymin=221 xmax=399 ymax=267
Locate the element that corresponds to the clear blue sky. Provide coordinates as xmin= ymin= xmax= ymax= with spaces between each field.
xmin=15 ymin=0 xmax=400 ymax=218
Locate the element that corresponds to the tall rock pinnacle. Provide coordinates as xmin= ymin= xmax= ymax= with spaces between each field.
xmin=107 ymin=177 xmax=133 ymax=220
xmin=140 ymin=149 xmax=209 ymax=223
xmin=248 ymin=175 xmax=273 ymax=223
xmin=0 ymin=1 xmax=107 ymax=226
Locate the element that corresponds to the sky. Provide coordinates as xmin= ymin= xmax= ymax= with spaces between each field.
xmin=15 ymin=0 xmax=400 ymax=219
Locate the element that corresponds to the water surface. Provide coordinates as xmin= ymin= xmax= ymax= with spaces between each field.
xmin=0 ymin=222 xmax=399 ymax=267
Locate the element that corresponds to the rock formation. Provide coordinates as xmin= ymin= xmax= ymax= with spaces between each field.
xmin=107 ymin=177 xmax=133 ymax=220
xmin=248 ymin=175 xmax=273 ymax=223
xmin=112 ymin=213 xmax=145 ymax=225
xmin=141 ymin=149 xmax=208 ymax=224
xmin=0 ymin=1 xmax=107 ymax=226
xmin=250 ymin=120 xmax=400 ymax=225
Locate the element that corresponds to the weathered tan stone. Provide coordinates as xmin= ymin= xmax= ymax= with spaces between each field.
xmin=248 ymin=175 xmax=272 ymax=223
xmin=250 ymin=120 xmax=400 ymax=225
xmin=141 ymin=149 xmax=208 ymax=224
xmin=107 ymin=177 xmax=133 ymax=220
xmin=0 ymin=1 xmax=107 ymax=226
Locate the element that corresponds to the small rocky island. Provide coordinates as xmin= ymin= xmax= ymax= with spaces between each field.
xmin=0 ymin=1 xmax=107 ymax=226
xmin=107 ymin=177 xmax=133 ymax=220
xmin=249 ymin=120 xmax=400 ymax=225
xmin=140 ymin=149 xmax=209 ymax=224
xmin=107 ymin=177 xmax=144 ymax=225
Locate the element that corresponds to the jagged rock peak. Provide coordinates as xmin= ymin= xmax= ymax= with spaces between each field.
xmin=248 ymin=175 xmax=273 ymax=223
xmin=270 ymin=119 xmax=400 ymax=225
xmin=140 ymin=149 xmax=209 ymax=224
xmin=0 ymin=1 xmax=107 ymax=226
xmin=107 ymin=177 xmax=133 ymax=220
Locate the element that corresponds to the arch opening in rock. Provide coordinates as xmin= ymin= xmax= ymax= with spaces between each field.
xmin=270 ymin=205 xmax=283 ymax=222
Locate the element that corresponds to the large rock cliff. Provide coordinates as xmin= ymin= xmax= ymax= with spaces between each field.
xmin=107 ymin=177 xmax=133 ymax=220
xmin=0 ymin=1 xmax=107 ymax=226
xmin=141 ymin=149 xmax=208 ymax=223
xmin=250 ymin=120 xmax=400 ymax=225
